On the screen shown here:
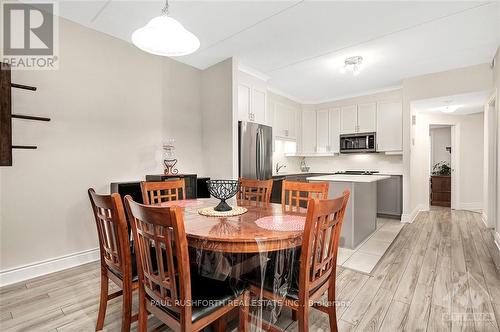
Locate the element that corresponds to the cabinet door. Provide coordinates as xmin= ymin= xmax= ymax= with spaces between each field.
xmin=273 ymin=104 xmax=288 ymax=137
xmin=340 ymin=105 xmax=357 ymax=134
xmin=238 ymin=84 xmax=251 ymax=122
xmin=287 ymin=107 xmax=298 ymax=139
xmin=301 ymin=110 xmax=317 ymax=153
xmin=376 ymin=102 xmax=402 ymax=151
xmin=357 ymin=102 xmax=377 ymax=133
xmin=252 ymin=88 xmax=266 ymax=124
xmin=329 ymin=108 xmax=341 ymax=153
xmin=316 ymin=109 xmax=330 ymax=152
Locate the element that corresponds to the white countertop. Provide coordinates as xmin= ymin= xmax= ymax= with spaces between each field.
xmin=307 ymin=174 xmax=391 ymax=183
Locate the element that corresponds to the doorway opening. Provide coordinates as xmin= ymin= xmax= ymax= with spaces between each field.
xmin=429 ymin=125 xmax=453 ymax=208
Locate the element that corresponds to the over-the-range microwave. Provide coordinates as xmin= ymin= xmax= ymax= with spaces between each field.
xmin=340 ymin=132 xmax=376 ymax=153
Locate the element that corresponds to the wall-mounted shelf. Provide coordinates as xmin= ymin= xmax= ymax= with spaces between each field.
xmin=1 ymin=62 xmax=49 ymax=166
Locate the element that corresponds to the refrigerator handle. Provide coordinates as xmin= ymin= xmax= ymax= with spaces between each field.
xmin=256 ymin=128 xmax=261 ymax=179
xmin=261 ymin=128 xmax=266 ymax=179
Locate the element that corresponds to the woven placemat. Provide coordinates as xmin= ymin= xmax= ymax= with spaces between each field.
xmin=198 ymin=206 xmax=248 ymax=217
xmin=255 ymin=215 xmax=306 ymax=231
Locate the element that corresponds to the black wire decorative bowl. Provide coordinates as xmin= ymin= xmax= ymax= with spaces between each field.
xmin=206 ymin=180 xmax=240 ymax=211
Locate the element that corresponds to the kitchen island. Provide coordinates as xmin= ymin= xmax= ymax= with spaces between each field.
xmin=307 ymin=174 xmax=390 ymax=249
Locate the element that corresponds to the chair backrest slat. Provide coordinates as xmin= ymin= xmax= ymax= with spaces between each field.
xmin=141 ymin=180 xmax=186 ymax=205
xmin=281 ymin=180 xmax=329 ymax=211
xmin=238 ymin=178 xmax=273 ymax=204
xmin=299 ymin=190 xmax=350 ymax=293
xmin=124 ymin=196 xmax=191 ymax=319
xmin=88 ymin=189 xmax=131 ymax=278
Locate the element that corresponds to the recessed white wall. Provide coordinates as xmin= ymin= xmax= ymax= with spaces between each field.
xmin=430 ymin=126 xmax=451 ymax=171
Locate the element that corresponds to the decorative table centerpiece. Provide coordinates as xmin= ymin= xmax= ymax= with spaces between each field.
xmin=206 ymin=180 xmax=240 ymax=211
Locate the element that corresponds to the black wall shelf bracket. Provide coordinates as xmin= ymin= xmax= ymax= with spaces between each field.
xmin=12 ymin=145 xmax=37 ymax=149
xmin=12 ymin=114 xmax=50 ymax=122
xmin=11 ymin=83 xmax=37 ymax=91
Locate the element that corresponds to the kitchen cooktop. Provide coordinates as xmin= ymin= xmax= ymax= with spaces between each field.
xmin=334 ymin=170 xmax=380 ymax=175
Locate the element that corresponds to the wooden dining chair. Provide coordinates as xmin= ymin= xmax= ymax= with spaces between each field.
xmin=248 ymin=190 xmax=350 ymax=332
xmin=238 ymin=178 xmax=273 ymax=203
xmin=123 ymin=195 xmax=250 ymax=332
xmin=140 ymin=179 xmax=185 ymax=205
xmin=88 ymin=189 xmax=138 ymax=332
xmin=281 ymin=180 xmax=329 ymax=210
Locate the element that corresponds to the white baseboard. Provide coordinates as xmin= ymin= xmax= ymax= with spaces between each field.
xmin=0 ymin=248 xmax=100 ymax=287
xmin=401 ymin=204 xmax=427 ymax=223
xmin=481 ymin=212 xmax=489 ymax=228
xmin=494 ymin=231 xmax=500 ymax=251
xmin=460 ymin=202 xmax=483 ymax=212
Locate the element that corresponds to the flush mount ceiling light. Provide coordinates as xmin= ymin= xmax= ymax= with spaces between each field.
xmin=341 ymin=56 xmax=363 ymax=76
xmin=441 ymin=100 xmax=459 ymax=113
xmin=131 ymin=0 xmax=200 ymax=57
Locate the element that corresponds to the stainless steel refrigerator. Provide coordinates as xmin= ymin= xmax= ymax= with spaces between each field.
xmin=238 ymin=121 xmax=273 ymax=180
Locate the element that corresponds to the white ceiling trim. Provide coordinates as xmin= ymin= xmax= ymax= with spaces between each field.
xmin=239 ymin=64 xmax=270 ymax=82
xmin=267 ymin=86 xmax=308 ymax=105
xmin=267 ymin=84 xmax=404 ymax=106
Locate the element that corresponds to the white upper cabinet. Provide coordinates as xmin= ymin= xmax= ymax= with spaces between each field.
xmin=340 ymin=105 xmax=357 ymax=134
xmin=377 ymin=101 xmax=403 ymax=152
xmin=329 ymin=108 xmax=341 ymax=153
xmin=317 ymin=108 xmax=341 ymax=153
xmin=238 ymin=84 xmax=251 ymax=121
xmin=316 ymin=109 xmax=330 ymax=152
xmin=252 ymin=88 xmax=266 ymax=124
xmin=341 ymin=103 xmax=376 ymax=134
xmin=237 ymin=71 xmax=268 ymax=124
xmin=357 ymin=102 xmax=377 ymax=133
xmin=301 ymin=110 xmax=317 ymax=153
xmin=273 ymin=103 xmax=298 ymax=139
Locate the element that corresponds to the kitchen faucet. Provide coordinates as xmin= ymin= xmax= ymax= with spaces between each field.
xmin=276 ymin=162 xmax=286 ymax=174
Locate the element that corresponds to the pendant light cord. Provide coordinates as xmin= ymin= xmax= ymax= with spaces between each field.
xmin=161 ymin=0 xmax=169 ymax=15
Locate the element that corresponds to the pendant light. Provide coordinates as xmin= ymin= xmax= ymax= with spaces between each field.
xmin=132 ymin=0 xmax=200 ymax=57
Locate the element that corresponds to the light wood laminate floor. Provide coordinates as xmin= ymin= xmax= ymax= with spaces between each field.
xmin=1 ymin=209 xmax=500 ymax=331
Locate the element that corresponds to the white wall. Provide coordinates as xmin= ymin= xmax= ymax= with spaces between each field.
xmin=403 ymin=63 xmax=493 ymax=220
xmin=201 ymin=58 xmax=237 ymax=179
xmin=430 ymin=126 xmax=451 ymax=170
xmin=162 ymin=59 xmax=204 ymax=175
xmin=411 ymin=111 xmax=484 ymax=211
xmin=0 ymin=17 xmax=207 ymax=279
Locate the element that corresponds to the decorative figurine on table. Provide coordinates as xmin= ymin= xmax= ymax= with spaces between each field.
xmin=163 ymin=139 xmax=178 ymax=175
xmin=206 ymin=180 xmax=240 ymax=211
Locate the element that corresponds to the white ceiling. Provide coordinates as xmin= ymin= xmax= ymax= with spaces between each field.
xmin=412 ymin=91 xmax=491 ymax=115
xmin=34 ymin=1 xmax=500 ymax=103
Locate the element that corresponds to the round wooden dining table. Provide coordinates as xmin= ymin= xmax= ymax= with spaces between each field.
xmin=159 ymin=198 xmax=306 ymax=253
